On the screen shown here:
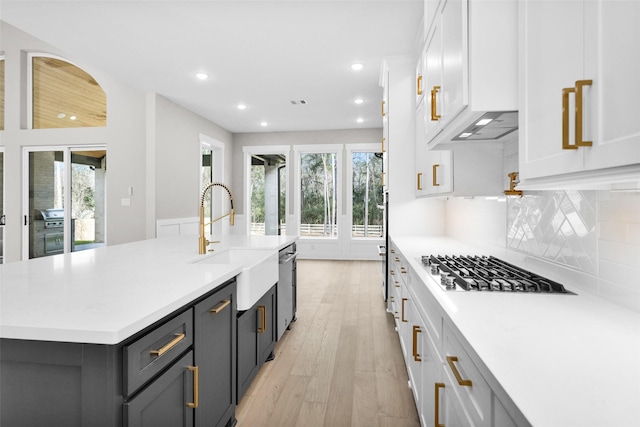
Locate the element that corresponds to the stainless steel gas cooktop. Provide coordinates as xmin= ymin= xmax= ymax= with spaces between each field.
xmin=420 ymin=255 xmax=575 ymax=294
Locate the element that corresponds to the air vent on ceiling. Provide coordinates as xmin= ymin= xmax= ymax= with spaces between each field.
xmin=290 ymin=100 xmax=308 ymax=105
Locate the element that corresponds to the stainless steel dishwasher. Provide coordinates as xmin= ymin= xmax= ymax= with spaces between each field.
xmin=277 ymin=243 xmax=297 ymax=341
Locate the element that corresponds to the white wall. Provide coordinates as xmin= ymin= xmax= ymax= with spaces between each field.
xmin=0 ymin=22 xmax=234 ymax=261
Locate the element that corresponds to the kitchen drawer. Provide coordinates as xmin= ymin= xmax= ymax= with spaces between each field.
xmin=443 ymin=323 xmax=491 ymax=427
xmin=124 ymin=309 xmax=194 ymax=396
xmin=408 ymin=268 xmax=443 ymax=348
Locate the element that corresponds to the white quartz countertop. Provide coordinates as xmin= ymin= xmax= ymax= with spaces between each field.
xmin=0 ymin=234 xmax=297 ymax=345
xmin=391 ymin=235 xmax=640 ymax=427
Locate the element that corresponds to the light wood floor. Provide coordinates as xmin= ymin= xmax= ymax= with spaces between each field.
xmin=236 ymin=260 xmax=420 ymax=427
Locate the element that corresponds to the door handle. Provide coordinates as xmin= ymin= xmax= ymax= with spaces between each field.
xmin=187 ymin=365 xmax=199 ymax=409
xmin=210 ymin=299 xmax=231 ymax=314
xmin=257 ymin=305 xmax=266 ymax=333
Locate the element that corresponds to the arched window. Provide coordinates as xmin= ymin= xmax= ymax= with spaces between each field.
xmin=30 ymin=54 xmax=106 ymax=129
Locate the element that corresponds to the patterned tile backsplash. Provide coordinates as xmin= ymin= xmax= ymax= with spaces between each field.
xmin=506 ymin=191 xmax=597 ymax=274
xmin=444 ymin=190 xmax=640 ymax=313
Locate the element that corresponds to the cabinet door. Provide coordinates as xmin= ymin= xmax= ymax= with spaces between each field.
xmin=194 ymin=285 xmax=236 ymax=427
xmin=257 ymin=286 xmax=276 ymax=364
xmin=419 ymin=324 xmax=442 ymax=427
xmin=584 ymin=0 xmax=640 ymax=171
xmin=237 ymin=307 xmax=259 ymax=400
xmin=519 ymin=1 xmax=586 ymax=179
xmin=125 ymin=351 xmax=195 ymax=427
xmin=416 ymin=99 xmax=429 ymax=196
xmin=440 ymin=0 xmax=467 ymax=125
xmin=428 ymin=151 xmax=453 ymax=195
xmin=424 ymin=16 xmax=443 ymax=143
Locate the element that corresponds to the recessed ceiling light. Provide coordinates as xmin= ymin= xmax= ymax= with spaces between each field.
xmin=354 ymin=98 xmax=364 ymax=104
xmin=195 ymin=72 xmax=209 ymax=80
xmin=57 ymin=113 xmax=66 ymax=119
xmin=237 ymin=104 xmax=247 ymax=110
xmin=475 ymin=118 xmax=493 ymax=126
xmin=260 ymin=121 xmax=268 ymax=127
xmin=350 ymin=63 xmax=364 ymax=71
xmin=356 ymin=118 xmax=364 ymax=123
xmin=69 ymin=115 xmax=77 ymax=121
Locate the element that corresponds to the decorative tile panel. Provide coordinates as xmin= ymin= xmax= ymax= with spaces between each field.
xmin=507 ymin=191 xmax=597 ymax=274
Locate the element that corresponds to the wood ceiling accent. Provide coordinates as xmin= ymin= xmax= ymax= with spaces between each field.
xmin=32 ymin=56 xmax=106 ymax=129
xmin=0 ymin=59 xmax=4 ymax=131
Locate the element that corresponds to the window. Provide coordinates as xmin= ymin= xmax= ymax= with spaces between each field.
xmin=351 ymin=151 xmax=383 ymax=238
xmin=300 ymin=152 xmax=339 ymax=238
xmin=30 ymin=55 xmax=106 ymax=129
xmin=250 ymin=154 xmax=286 ymax=236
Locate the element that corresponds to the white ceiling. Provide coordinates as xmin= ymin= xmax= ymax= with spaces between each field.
xmin=1 ymin=0 xmax=422 ymax=133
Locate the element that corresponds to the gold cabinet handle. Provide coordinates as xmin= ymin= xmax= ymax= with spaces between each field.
xmin=562 ymin=87 xmax=578 ymax=150
xmin=412 ymin=325 xmax=422 ymax=362
xmin=390 ymin=249 xmax=395 ymax=253
xmin=209 ymin=299 xmax=231 ymax=314
xmin=394 ymin=256 xmax=400 ymax=262
xmin=382 ymin=100 xmax=386 ymax=117
xmin=394 ymin=281 xmax=400 ymax=288
xmin=394 ymin=311 xmax=399 ymax=319
xmin=257 ymin=305 xmax=266 ymax=333
xmin=435 ymin=382 xmax=445 ymax=427
xmin=575 ymin=79 xmax=593 ymax=147
xmin=432 ymin=164 xmax=440 ymax=187
xmin=390 ymin=296 xmax=395 ymax=302
xmin=417 ymin=75 xmax=423 ymax=95
xmin=390 ymin=269 xmax=395 ymax=276
xmin=401 ymin=298 xmax=408 ymax=322
xmin=400 ymin=267 xmax=407 ymax=274
xmin=431 ymin=86 xmax=441 ymax=120
xmin=417 ymin=172 xmax=423 ymax=190
xmin=187 ymin=365 xmax=199 ymax=408
xmin=150 ymin=333 xmax=185 ymax=357
xmin=381 ymin=172 xmax=386 ymax=187
xmin=446 ymin=356 xmax=473 ymax=387
xmin=381 ymin=137 xmax=386 ymax=153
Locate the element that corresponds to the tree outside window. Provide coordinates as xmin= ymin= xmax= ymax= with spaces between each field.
xmin=352 ymin=152 xmax=383 ymax=238
xmin=300 ymin=153 xmax=338 ymax=237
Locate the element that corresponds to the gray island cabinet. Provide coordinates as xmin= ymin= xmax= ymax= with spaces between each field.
xmin=1 ymin=279 xmax=237 ymax=427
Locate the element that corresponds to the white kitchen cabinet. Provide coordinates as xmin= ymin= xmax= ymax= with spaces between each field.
xmin=519 ymin=0 xmax=640 ymax=185
xmin=416 ymin=100 xmax=454 ymax=197
xmin=418 ymin=0 xmax=518 ymax=148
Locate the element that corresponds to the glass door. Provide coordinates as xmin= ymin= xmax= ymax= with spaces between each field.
xmin=23 ymin=147 xmax=106 ymax=259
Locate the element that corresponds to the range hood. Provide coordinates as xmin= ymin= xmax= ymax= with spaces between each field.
xmin=451 ymin=111 xmax=518 ymax=141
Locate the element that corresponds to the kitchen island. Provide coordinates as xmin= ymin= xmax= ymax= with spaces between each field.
xmin=0 ymin=234 xmax=297 ymax=427
xmin=389 ymin=235 xmax=640 ymax=427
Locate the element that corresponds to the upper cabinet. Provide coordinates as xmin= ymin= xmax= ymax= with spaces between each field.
xmin=417 ymin=0 xmax=518 ymax=148
xmin=519 ymin=0 xmax=640 ymax=186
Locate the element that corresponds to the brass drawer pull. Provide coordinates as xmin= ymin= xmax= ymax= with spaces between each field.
xmin=400 ymin=267 xmax=407 ymax=274
xmin=431 ymin=85 xmax=441 ymax=120
xmin=435 ymin=382 xmax=445 ymax=427
xmin=412 ymin=325 xmax=422 ymax=362
xmin=562 ymin=87 xmax=577 ymax=150
xmin=417 ymin=172 xmax=423 ymax=190
xmin=575 ymin=79 xmax=593 ymax=148
xmin=417 ymin=75 xmax=423 ymax=95
xmin=187 ymin=365 xmax=199 ymax=409
xmin=401 ymin=298 xmax=408 ymax=323
xmin=150 ymin=333 xmax=186 ymax=357
xmin=381 ymin=137 xmax=386 ymax=153
xmin=257 ymin=305 xmax=267 ymax=333
xmin=394 ymin=281 xmax=400 ymax=288
xmin=209 ymin=299 xmax=231 ymax=314
xmin=446 ymin=355 xmax=473 ymax=386
xmin=432 ymin=164 xmax=440 ymax=187
xmin=382 ymin=100 xmax=386 ymax=117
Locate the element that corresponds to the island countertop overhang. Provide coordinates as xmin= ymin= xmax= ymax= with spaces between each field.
xmin=0 ymin=234 xmax=297 ymax=345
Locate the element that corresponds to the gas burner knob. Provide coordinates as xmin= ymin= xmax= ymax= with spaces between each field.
xmin=445 ymin=276 xmax=456 ymax=290
xmin=430 ymin=264 xmax=440 ymax=274
xmin=421 ymin=256 xmax=429 ymax=265
xmin=440 ymin=272 xmax=449 ymax=285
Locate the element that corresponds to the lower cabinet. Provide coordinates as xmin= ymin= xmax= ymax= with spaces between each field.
xmin=0 ymin=279 xmax=237 ymax=427
xmin=124 ymin=281 xmax=237 ymax=427
xmin=393 ymin=252 xmax=527 ymax=427
xmin=125 ymin=351 xmax=196 ymax=427
xmin=237 ymin=284 xmax=276 ymax=401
